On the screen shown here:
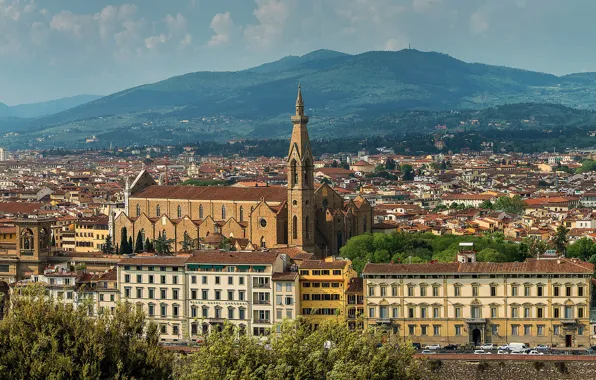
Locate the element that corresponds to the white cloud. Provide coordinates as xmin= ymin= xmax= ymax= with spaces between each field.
xmin=208 ymin=12 xmax=235 ymax=47
xmin=145 ymin=34 xmax=168 ymax=50
xmin=470 ymin=7 xmax=489 ymax=35
xmin=384 ymin=37 xmax=408 ymax=51
xmin=244 ymin=0 xmax=291 ymax=49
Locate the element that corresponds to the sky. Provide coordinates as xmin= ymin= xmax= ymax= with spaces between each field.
xmin=0 ymin=0 xmax=595 ymax=105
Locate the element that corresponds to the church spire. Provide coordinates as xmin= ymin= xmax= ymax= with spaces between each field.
xmin=296 ymin=84 xmax=304 ymax=116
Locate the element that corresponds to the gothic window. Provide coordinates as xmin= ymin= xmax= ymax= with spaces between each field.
xmin=199 ymin=205 xmax=203 ymax=219
xmin=292 ymin=216 xmax=298 ymax=240
xmin=239 ymin=206 xmax=244 ymax=222
xmin=156 ymin=205 xmax=161 ymax=217
xmin=291 ymin=160 xmax=298 ymax=187
xmin=305 ymin=216 xmax=310 ymax=240
xmin=260 ymin=236 xmax=266 ymax=248
xmin=136 ymin=204 xmax=141 ymax=217
xmin=222 ymin=205 xmax=226 ymax=220
xmin=177 ymin=205 xmax=182 ymax=219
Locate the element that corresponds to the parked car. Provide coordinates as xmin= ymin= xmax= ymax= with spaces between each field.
xmin=510 ymin=350 xmax=526 ymax=355
xmin=411 ymin=343 xmax=422 ymax=350
xmin=480 ymin=343 xmax=495 ymax=350
xmin=534 ymin=345 xmax=550 ymax=351
xmin=444 ymin=344 xmax=458 ymax=350
xmin=474 ymin=350 xmax=491 ymax=355
xmin=528 ymin=350 xmax=544 ymax=355
xmin=498 ymin=344 xmax=510 ymax=350
xmin=508 ymin=343 xmax=529 ymax=351
xmin=421 ymin=350 xmax=436 ymax=355
xmin=424 ymin=344 xmax=441 ymax=350
xmin=497 ymin=350 xmax=508 ymax=355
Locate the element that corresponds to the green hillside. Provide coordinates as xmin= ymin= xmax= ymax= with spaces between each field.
xmin=5 ymin=49 xmax=596 ymax=149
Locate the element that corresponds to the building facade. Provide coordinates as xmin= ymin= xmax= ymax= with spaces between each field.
xmin=363 ymin=253 xmax=593 ymax=348
xmin=114 ymin=88 xmax=373 ymax=257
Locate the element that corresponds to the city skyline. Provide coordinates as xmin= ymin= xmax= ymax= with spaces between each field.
xmin=2 ymin=0 xmax=596 ymax=105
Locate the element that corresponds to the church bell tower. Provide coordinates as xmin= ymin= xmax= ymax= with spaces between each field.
xmin=287 ymin=85 xmax=315 ymax=252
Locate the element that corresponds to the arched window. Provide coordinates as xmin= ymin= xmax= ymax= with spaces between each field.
xmin=305 ymin=216 xmax=310 ymax=240
xmin=292 ymin=215 xmax=298 ymax=240
xmin=136 ymin=204 xmax=141 ymax=217
xmin=239 ymin=206 xmax=244 ymax=222
xmin=177 ymin=205 xmax=182 ymax=219
xmin=291 ymin=159 xmax=298 ymax=187
xmin=140 ymin=229 xmax=146 ymax=244
xmin=156 ymin=205 xmax=161 ymax=216
xmin=162 ymin=230 xmax=166 ymax=239
xmin=222 ymin=205 xmax=226 ymax=220
xmin=199 ymin=204 xmax=204 ymax=219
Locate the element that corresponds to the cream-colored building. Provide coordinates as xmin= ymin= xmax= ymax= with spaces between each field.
xmin=363 ymin=251 xmax=593 ymax=348
xmin=272 ymin=271 xmax=300 ymax=326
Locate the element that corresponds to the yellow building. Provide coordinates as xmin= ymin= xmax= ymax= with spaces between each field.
xmin=362 ymin=250 xmax=593 ymax=348
xmin=74 ymin=216 xmax=109 ymax=252
xmin=0 ymin=225 xmax=16 ymax=245
xmin=298 ymin=257 xmax=357 ymax=327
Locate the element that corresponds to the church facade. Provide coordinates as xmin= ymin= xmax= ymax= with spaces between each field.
xmin=114 ymin=87 xmax=373 ymax=256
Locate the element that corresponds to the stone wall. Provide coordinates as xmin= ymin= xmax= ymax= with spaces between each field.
xmin=422 ymin=355 xmax=596 ymax=380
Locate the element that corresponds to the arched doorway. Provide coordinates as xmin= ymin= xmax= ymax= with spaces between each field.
xmin=472 ymin=328 xmax=481 ymax=346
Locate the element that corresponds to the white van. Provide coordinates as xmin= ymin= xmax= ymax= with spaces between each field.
xmin=508 ymin=343 xmax=528 ymax=351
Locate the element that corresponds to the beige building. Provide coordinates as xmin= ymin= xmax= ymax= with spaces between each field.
xmin=363 ymin=251 xmax=593 ymax=348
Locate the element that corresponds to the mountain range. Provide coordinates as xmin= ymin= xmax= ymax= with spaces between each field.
xmin=0 ymin=94 xmax=102 ymax=119
xmin=5 ymin=48 xmax=596 ymax=149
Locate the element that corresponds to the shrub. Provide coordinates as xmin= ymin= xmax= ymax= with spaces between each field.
xmin=532 ymin=361 xmax=545 ymax=371
xmin=477 ymin=361 xmax=490 ymax=373
xmin=428 ymin=359 xmax=443 ymax=372
xmin=554 ymin=361 xmax=568 ymax=374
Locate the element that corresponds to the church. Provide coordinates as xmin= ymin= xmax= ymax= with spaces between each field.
xmin=114 ymin=87 xmax=373 ymax=257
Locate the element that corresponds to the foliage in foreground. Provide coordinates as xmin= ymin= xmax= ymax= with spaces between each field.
xmin=175 ymin=319 xmax=423 ymax=380
xmin=0 ymin=285 xmax=174 ymax=380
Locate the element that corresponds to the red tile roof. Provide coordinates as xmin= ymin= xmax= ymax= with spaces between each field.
xmin=187 ymin=251 xmax=279 ymax=265
xmin=132 ymin=185 xmax=287 ymax=202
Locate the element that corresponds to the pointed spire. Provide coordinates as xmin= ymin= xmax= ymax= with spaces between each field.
xmin=296 ymin=84 xmax=304 ymax=116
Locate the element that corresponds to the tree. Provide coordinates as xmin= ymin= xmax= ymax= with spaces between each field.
xmin=477 ymin=248 xmax=507 ymax=262
xmin=479 ymin=200 xmax=494 ymax=210
xmin=119 ymin=228 xmax=128 ymax=254
xmin=51 ymin=235 xmax=56 ymax=247
xmin=176 ymin=319 xmax=423 ymax=380
xmin=128 ymin=236 xmax=134 ymax=255
xmin=493 ymin=195 xmax=526 ymax=215
xmin=553 ymin=224 xmax=569 ymax=255
xmin=401 ymin=164 xmax=414 ymax=181
xmin=0 ymin=284 xmax=173 ymax=379
xmin=154 ymin=235 xmax=175 ymax=256
xmin=135 ymin=231 xmax=144 ymax=253
xmin=145 ymin=238 xmax=154 ymax=253
xmin=567 ymin=237 xmax=596 ymax=261
xmin=102 ymin=235 xmax=114 ymax=254
xmin=519 ymin=237 xmax=547 ymax=258
xmin=385 ymin=157 xmax=396 ymax=170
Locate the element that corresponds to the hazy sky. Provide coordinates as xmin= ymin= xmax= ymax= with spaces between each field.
xmin=0 ymin=0 xmax=594 ymax=105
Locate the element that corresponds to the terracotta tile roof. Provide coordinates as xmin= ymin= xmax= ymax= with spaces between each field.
xmin=363 ymin=258 xmax=593 ymax=275
xmin=346 ymin=277 xmax=363 ymax=293
xmin=187 ymin=251 xmax=279 ymax=265
xmin=272 ymin=271 xmax=298 ymax=281
xmin=119 ymin=256 xmax=189 ymax=266
xmin=0 ymin=202 xmax=48 ymax=215
xmin=97 ymin=269 xmax=117 ymax=281
xmin=132 ymin=185 xmax=287 ymax=202
xmin=300 ymin=259 xmax=350 ymax=269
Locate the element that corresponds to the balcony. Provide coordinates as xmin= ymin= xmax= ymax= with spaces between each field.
xmin=253 ymin=300 xmax=270 ymax=305
xmin=253 ymin=319 xmax=270 ymax=324
xmin=376 ymin=318 xmax=391 ymax=324
xmin=464 ymin=318 xmax=486 ymax=324
xmin=253 ymin=283 xmax=270 ymax=289
xmin=560 ymin=318 xmax=577 ymax=325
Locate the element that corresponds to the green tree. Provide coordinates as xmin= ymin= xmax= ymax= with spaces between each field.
xmin=553 ymin=224 xmax=569 ymax=254
xmin=493 ymin=195 xmax=526 ymax=215
xmin=51 ymin=235 xmax=56 ymax=247
xmin=401 ymin=164 xmax=414 ymax=181
xmin=477 ymin=248 xmax=507 ymax=262
xmin=479 ymin=200 xmax=494 ymax=209
xmin=119 ymin=228 xmax=128 ymax=254
xmin=135 ymin=231 xmax=144 ymax=253
xmin=576 ymin=159 xmax=596 ymax=173
xmin=128 ymin=236 xmax=134 ymax=255
xmin=145 ymin=238 xmax=154 ymax=252
xmin=385 ymin=157 xmax=396 ymax=170
xmin=567 ymin=237 xmax=596 ymax=260
xmin=0 ymin=284 xmax=174 ymax=379
xmin=154 ymin=235 xmax=175 ymax=255
xmin=102 ymin=235 xmax=114 ymax=254
xmin=519 ymin=237 xmax=547 ymax=258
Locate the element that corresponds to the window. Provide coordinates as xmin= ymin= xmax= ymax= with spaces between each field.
xmin=292 ymin=216 xmax=298 ymax=240
xmin=333 ymin=270 xmax=341 ymax=275
xmin=124 ymin=287 xmax=131 ymax=298
xmin=471 ymin=306 xmax=480 ymax=319
xmin=408 ymin=286 xmax=414 ymax=297
xmin=136 ymin=288 xmax=142 ymax=298
xmin=524 ymin=286 xmax=531 ymax=297
xmin=239 ymin=291 xmax=245 ymax=301
xmin=454 ymin=285 xmax=460 ymax=297
xmin=537 ymin=286 xmax=543 ymax=297
xmin=524 ymin=307 xmax=530 ymax=318
xmin=215 ymin=290 xmax=221 ymax=300
xmin=472 ymin=286 xmax=479 ymax=297
xmin=160 ymin=304 xmax=167 ymax=317
xmin=420 ymin=286 xmax=426 ymax=297
xmin=369 ymin=307 xmax=375 ymax=318
xmin=554 ymin=325 xmax=560 ymax=335
xmin=392 ymin=307 xmax=399 ymax=318
xmin=512 ymin=325 xmax=519 ymax=336
xmin=148 ymin=275 xmax=154 ymax=284
xmin=202 ymin=276 xmax=207 ymax=284
xmin=177 ymin=205 xmax=182 ymax=219
xmin=191 ymin=289 xmax=197 ymax=300
xmin=455 ymin=325 xmax=462 ymax=336
xmin=564 ymin=306 xmax=573 ymax=319
xmin=148 ymin=304 xmax=154 ymax=316
xmin=537 ymin=307 xmax=544 ymax=318
xmin=408 ymin=307 xmax=415 ymax=318
xmin=173 ymin=289 xmax=179 ymax=300
xmin=433 ymin=326 xmax=440 ymax=336
xmin=511 ymin=307 xmax=518 ymax=318
xmin=199 ymin=204 xmax=204 ymax=219
xmin=408 ymin=325 xmax=415 ymax=335
xmin=240 ymin=277 xmax=245 ymax=285
xmin=578 ymin=307 xmax=585 ymax=318
xmin=553 ymin=286 xmax=560 ymax=297
xmin=368 ymin=287 xmax=375 ymax=297
xmin=578 ymin=286 xmax=584 ymax=297
xmin=221 ymin=205 xmax=226 ymax=220
xmin=537 ymin=325 xmax=544 ymax=336
xmin=173 ymin=305 xmax=179 ymax=317
xmin=524 ymin=325 xmax=531 ymax=336
xmin=490 ymin=286 xmax=496 ymax=297
xmin=160 ymin=289 xmax=167 ymax=299
xmin=124 ymin=274 xmax=130 ymax=283
xmin=156 ymin=205 xmax=161 ymax=216
xmin=380 ymin=286 xmax=386 ymax=297
xmin=566 ymin=286 xmax=572 ymax=297
xmin=432 ymin=287 xmax=439 ymax=297
xmin=491 ymin=325 xmax=498 ymax=335
xmin=433 ymin=307 xmax=440 ymax=318
xmin=553 ymin=307 xmax=560 ymax=318
xmin=511 ymin=285 xmax=518 ymax=297
xmin=172 ymin=325 xmax=179 ymax=336
xmin=579 ymin=326 xmax=584 ymax=335
xmin=136 ymin=204 xmax=141 ymax=217
xmin=161 ymin=275 xmax=166 ymax=284
xmin=228 ymin=290 xmax=234 ymax=300
xmin=491 ymin=307 xmax=498 ymax=318
xmin=202 ymin=290 xmax=208 ymax=300
xmin=454 ymin=307 xmax=461 ymax=318
xmin=160 ymin=325 xmax=167 ymax=334
xmin=420 ymin=307 xmax=427 ymax=318
xmin=229 ymin=308 xmax=235 ymax=319
xmin=202 ymin=307 xmax=208 ymax=318
xmin=421 ymin=326 xmax=428 ymax=335
xmin=239 ymin=308 xmax=246 ymax=320
xmin=392 ymin=286 xmax=398 ymax=297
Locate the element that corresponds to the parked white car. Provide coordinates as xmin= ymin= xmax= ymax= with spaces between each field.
xmin=421 ymin=350 xmax=436 ymax=355
xmin=480 ymin=344 xmax=495 ymax=350
xmin=474 ymin=350 xmax=491 ymax=355
xmin=528 ymin=350 xmax=544 ymax=355
xmin=498 ymin=344 xmax=510 ymax=350
xmin=497 ymin=350 xmax=508 ymax=355
xmin=424 ymin=344 xmax=441 ymax=350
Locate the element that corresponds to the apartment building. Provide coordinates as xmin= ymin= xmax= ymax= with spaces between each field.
xmin=299 ymin=257 xmax=357 ymax=326
xmin=185 ymin=251 xmax=285 ymax=339
xmin=272 ymin=271 xmax=300 ymax=326
xmin=363 ymin=250 xmax=593 ymax=348
xmin=118 ymin=256 xmax=189 ymax=341
xmin=96 ymin=269 xmax=119 ymax=315
xmin=74 ymin=216 xmax=109 ymax=252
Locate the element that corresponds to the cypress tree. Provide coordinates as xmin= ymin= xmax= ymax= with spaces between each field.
xmin=119 ymin=228 xmax=128 ymax=254
xmin=135 ymin=232 xmax=144 ymax=253
xmin=145 ymin=238 xmax=152 ymax=252
xmin=128 ymin=237 xmax=133 ymax=255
